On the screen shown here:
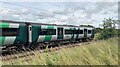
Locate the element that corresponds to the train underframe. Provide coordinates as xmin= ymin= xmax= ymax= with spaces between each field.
xmin=0 ymin=37 xmax=93 ymax=55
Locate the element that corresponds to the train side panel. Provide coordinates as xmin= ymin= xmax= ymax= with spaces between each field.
xmin=15 ymin=25 xmax=27 ymax=45
xmin=87 ymin=28 xmax=93 ymax=38
xmin=63 ymin=27 xmax=74 ymax=40
xmin=74 ymin=27 xmax=79 ymax=39
xmin=0 ymin=22 xmax=19 ymax=46
xmin=32 ymin=25 xmax=40 ymax=43
xmin=78 ymin=27 xmax=84 ymax=39
xmin=0 ymin=22 xmax=27 ymax=47
xmin=36 ymin=25 xmax=57 ymax=42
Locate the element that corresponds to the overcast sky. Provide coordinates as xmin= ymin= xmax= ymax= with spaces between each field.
xmin=0 ymin=0 xmax=119 ymax=28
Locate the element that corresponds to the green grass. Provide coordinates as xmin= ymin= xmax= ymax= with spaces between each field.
xmin=1 ymin=37 xmax=119 ymax=65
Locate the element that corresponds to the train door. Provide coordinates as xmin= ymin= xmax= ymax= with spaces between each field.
xmin=28 ymin=25 xmax=32 ymax=44
xmin=26 ymin=23 xmax=32 ymax=46
xmin=91 ymin=29 xmax=95 ymax=38
xmin=84 ymin=29 xmax=87 ymax=38
xmin=76 ymin=28 xmax=79 ymax=39
xmin=71 ymin=28 xmax=75 ymax=39
xmin=57 ymin=27 xmax=63 ymax=39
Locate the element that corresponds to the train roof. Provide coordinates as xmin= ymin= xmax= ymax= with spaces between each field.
xmin=0 ymin=20 xmax=94 ymax=28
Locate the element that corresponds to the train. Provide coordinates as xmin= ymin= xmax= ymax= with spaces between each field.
xmin=0 ymin=20 xmax=95 ymax=51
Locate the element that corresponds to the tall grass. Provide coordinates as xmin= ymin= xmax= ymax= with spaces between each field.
xmin=1 ymin=37 xmax=119 ymax=65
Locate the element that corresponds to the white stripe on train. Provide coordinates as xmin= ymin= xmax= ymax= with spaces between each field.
xmin=3 ymin=23 xmax=19 ymax=45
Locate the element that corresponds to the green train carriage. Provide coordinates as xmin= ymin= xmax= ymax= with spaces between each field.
xmin=0 ymin=21 xmax=28 ymax=50
xmin=0 ymin=20 xmax=95 ymax=51
xmin=30 ymin=24 xmax=78 ymax=45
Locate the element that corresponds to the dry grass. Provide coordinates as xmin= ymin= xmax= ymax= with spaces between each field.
xmin=1 ymin=37 xmax=119 ymax=65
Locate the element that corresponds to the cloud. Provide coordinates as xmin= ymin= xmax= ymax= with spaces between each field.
xmin=2 ymin=0 xmax=120 ymax=2
xmin=83 ymin=2 xmax=117 ymax=19
xmin=1 ymin=2 xmax=118 ymax=27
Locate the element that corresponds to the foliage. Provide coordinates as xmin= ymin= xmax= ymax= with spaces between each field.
xmin=79 ymin=25 xmax=94 ymax=28
xmin=95 ymin=28 xmax=103 ymax=33
xmin=97 ymin=18 xmax=118 ymax=39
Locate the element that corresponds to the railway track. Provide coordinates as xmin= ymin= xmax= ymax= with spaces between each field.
xmin=1 ymin=40 xmax=93 ymax=62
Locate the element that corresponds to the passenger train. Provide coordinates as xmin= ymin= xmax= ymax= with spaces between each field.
xmin=0 ymin=20 xmax=95 ymax=51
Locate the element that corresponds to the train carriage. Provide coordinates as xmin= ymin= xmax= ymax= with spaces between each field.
xmin=0 ymin=21 xmax=28 ymax=50
xmin=0 ymin=20 xmax=95 ymax=51
xmin=80 ymin=26 xmax=95 ymax=39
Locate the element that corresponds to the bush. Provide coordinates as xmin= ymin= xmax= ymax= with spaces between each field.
xmin=97 ymin=18 xmax=119 ymax=39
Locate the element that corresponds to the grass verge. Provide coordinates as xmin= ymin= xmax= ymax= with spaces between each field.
xmin=1 ymin=37 xmax=119 ymax=65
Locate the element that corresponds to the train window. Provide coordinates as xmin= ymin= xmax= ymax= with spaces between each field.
xmin=0 ymin=29 xmax=2 ymax=36
xmin=80 ymin=30 xmax=83 ymax=34
xmin=88 ymin=30 xmax=92 ymax=34
xmin=39 ymin=29 xmax=56 ymax=35
xmin=29 ymin=27 xmax=31 ymax=31
xmin=75 ymin=30 xmax=79 ymax=34
xmin=65 ymin=30 xmax=73 ymax=34
xmin=58 ymin=28 xmax=63 ymax=35
xmin=0 ymin=28 xmax=19 ymax=36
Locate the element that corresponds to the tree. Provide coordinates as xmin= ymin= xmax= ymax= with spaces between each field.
xmin=98 ymin=18 xmax=118 ymax=39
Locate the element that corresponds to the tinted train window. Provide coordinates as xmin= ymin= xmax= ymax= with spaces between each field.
xmin=65 ymin=30 xmax=73 ymax=34
xmin=80 ymin=30 xmax=83 ymax=34
xmin=0 ymin=28 xmax=19 ymax=36
xmin=39 ymin=29 xmax=56 ymax=35
xmin=58 ymin=28 xmax=63 ymax=35
xmin=75 ymin=30 xmax=79 ymax=34
xmin=88 ymin=30 xmax=92 ymax=34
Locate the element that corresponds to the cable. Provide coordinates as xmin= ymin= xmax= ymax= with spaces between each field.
xmin=0 ymin=1 xmax=57 ymax=19
xmin=0 ymin=1 xmax=75 ymax=22
xmin=1 ymin=6 xmax=54 ymax=18
xmin=0 ymin=1 xmax=48 ymax=12
xmin=0 ymin=1 xmax=64 ymax=16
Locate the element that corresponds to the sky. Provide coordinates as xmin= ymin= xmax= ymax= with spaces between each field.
xmin=0 ymin=0 xmax=119 ymax=28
